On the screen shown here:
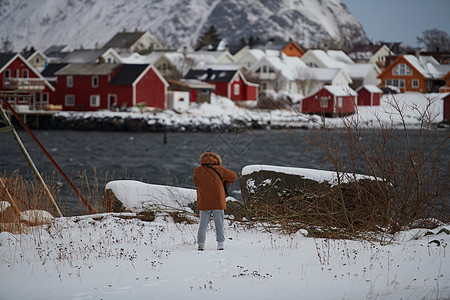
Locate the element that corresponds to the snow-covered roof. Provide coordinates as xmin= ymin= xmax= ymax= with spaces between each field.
xmin=256 ymin=55 xmax=307 ymax=80
xmin=343 ymin=63 xmax=379 ymax=78
xmin=242 ymin=164 xmax=377 ymax=186
xmin=323 ymin=85 xmax=357 ymax=96
xmin=356 ymin=85 xmax=382 ymax=93
xmin=327 ymin=50 xmax=354 ymax=65
xmin=304 ymin=49 xmax=354 ymax=69
xmin=402 ymin=55 xmax=450 ymax=79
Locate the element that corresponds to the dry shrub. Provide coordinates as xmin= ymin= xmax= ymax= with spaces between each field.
xmin=0 ymin=171 xmax=61 ymax=233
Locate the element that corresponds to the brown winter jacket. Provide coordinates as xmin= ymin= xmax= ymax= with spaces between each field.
xmin=193 ymin=152 xmax=237 ymax=210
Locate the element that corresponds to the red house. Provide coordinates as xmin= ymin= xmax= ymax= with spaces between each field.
xmin=0 ymin=52 xmax=55 ymax=110
xmin=54 ymin=63 xmax=168 ymax=111
xmin=301 ymin=85 xmax=357 ymax=116
xmin=184 ymin=69 xmax=258 ymax=105
xmin=356 ymin=85 xmax=382 ymax=106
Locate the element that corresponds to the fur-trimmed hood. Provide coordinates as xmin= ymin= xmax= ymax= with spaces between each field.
xmin=200 ymin=152 xmax=222 ymax=166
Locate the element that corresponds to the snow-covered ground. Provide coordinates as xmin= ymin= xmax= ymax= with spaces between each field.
xmin=0 ymin=214 xmax=448 ymax=299
xmin=54 ymin=92 xmax=447 ymax=131
xmin=1 ymin=93 xmax=448 ymax=299
xmin=1 ymin=166 xmax=449 ymax=299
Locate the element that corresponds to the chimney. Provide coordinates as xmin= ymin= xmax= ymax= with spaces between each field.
xmin=415 ymin=50 xmax=421 ymax=59
xmin=207 ymin=68 xmax=213 ymax=78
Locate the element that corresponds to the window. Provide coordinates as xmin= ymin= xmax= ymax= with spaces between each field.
xmin=35 ymin=57 xmax=40 ymax=64
xmin=337 ymin=97 xmax=343 ymax=108
xmin=234 ymin=84 xmax=240 ymax=95
xmin=65 ymin=95 xmax=75 ymax=107
xmin=42 ymin=93 xmax=49 ymax=104
xmin=18 ymin=97 xmax=27 ymax=104
xmin=320 ymin=97 xmax=328 ymax=108
xmin=4 ymin=70 xmax=10 ymax=78
xmin=23 ymin=70 xmax=29 ymax=78
xmin=14 ymin=70 xmax=19 ymax=78
xmin=67 ymin=76 xmax=73 ymax=87
xmin=92 ymin=76 xmax=99 ymax=88
xmin=90 ymin=95 xmax=100 ymax=107
xmin=412 ymin=79 xmax=419 ymax=88
xmin=386 ymin=79 xmax=405 ymax=88
xmin=393 ymin=64 xmax=412 ymax=75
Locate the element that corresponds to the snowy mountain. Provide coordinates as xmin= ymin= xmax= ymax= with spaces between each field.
xmin=0 ymin=0 xmax=369 ymax=52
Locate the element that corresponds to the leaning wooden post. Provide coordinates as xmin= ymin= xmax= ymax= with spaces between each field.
xmin=0 ymin=104 xmax=63 ymax=217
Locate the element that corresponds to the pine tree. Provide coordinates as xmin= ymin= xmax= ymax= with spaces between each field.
xmin=195 ymin=25 xmax=221 ymax=50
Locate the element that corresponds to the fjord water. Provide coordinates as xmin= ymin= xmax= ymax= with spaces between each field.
xmin=1 ymin=129 xmax=448 ymax=215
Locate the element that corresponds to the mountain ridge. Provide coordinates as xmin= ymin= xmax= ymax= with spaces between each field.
xmin=0 ymin=0 xmax=369 ymax=52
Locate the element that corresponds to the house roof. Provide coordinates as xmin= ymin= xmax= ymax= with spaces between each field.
xmin=343 ymin=63 xmax=379 ymax=79
xmin=402 ymin=55 xmax=450 ymax=79
xmin=303 ymin=49 xmax=355 ymax=68
xmin=41 ymin=63 xmax=69 ymax=77
xmin=356 ymin=85 xmax=382 ymax=93
xmin=0 ymin=53 xmax=16 ymax=69
xmin=253 ymin=54 xmax=307 ymax=81
xmin=44 ymin=45 xmax=73 ymax=59
xmin=102 ymin=31 xmax=146 ymax=50
xmin=55 ymin=63 xmax=120 ymax=75
xmin=169 ymin=79 xmax=215 ymax=89
xmin=306 ymin=68 xmax=343 ymax=81
xmin=323 ymin=85 xmax=357 ymax=96
xmin=109 ymin=64 xmax=150 ymax=85
xmin=184 ymin=69 xmax=237 ymax=82
xmin=60 ymin=49 xmax=108 ymax=63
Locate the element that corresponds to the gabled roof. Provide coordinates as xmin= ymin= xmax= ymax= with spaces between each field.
xmin=109 ymin=64 xmax=150 ymax=85
xmin=343 ymin=63 xmax=380 ymax=79
xmin=102 ymin=31 xmax=146 ymax=50
xmin=250 ymin=54 xmax=307 ymax=81
xmin=356 ymin=85 xmax=382 ymax=93
xmin=44 ymin=45 xmax=73 ymax=59
xmin=0 ymin=53 xmax=16 ymax=70
xmin=41 ymin=63 xmax=69 ymax=77
xmin=55 ymin=63 xmax=120 ymax=75
xmin=185 ymin=69 xmax=237 ymax=82
xmin=60 ymin=49 xmax=107 ymax=63
xmin=323 ymin=85 xmax=357 ymax=96
xmin=302 ymin=49 xmax=354 ymax=68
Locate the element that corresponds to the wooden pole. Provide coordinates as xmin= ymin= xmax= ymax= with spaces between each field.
xmin=0 ymin=104 xmax=63 ymax=217
xmin=1 ymin=97 xmax=96 ymax=214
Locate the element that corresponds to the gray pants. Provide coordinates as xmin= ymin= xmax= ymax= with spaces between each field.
xmin=197 ymin=210 xmax=225 ymax=244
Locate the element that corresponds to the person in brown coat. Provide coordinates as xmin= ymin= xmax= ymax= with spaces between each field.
xmin=193 ymin=152 xmax=237 ymax=251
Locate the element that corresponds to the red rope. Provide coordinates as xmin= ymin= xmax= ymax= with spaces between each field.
xmin=2 ymin=98 xmax=96 ymax=214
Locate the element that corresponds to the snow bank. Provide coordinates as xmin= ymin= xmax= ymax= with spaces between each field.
xmin=242 ymin=164 xmax=379 ymax=187
xmin=105 ymin=180 xmax=197 ymax=212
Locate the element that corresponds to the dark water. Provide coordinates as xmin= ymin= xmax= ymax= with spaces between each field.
xmin=1 ymin=128 xmax=448 ymax=215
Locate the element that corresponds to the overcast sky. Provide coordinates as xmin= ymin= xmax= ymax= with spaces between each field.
xmin=340 ymin=0 xmax=450 ymax=47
